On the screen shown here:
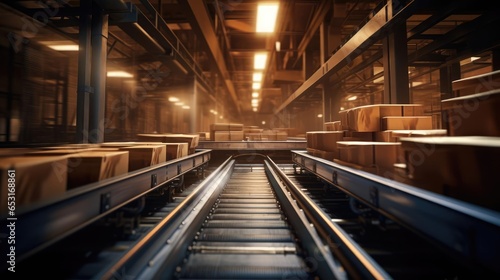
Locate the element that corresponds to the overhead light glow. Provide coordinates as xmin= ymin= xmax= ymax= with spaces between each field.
xmin=253 ymin=107 xmax=258 ymax=112
xmin=169 ymin=97 xmax=180 ymax=102
xmin=252 ymin=103 xmax=258 ymax=108
xmin=48 ymin=44 xmax=79 ymax=51
xmin=252 ymin=82 xmax=261 ymax=90
xmin=175 ymin=102 xmax=184 ymax=106
xmin=251 ymin=99 xmax=259 ymax=104
xmin=253 ymin=72 xmax=263 ymax=82
xmin=107 ymin=71 xmax=134 ymax=78
xmin=347 ymin=96 xmax=357 ymax=101
xmin=256 ymin=3 xmax=279 ymax=33
xmin=182 ymin=105 xmax=190 ymax=109
xmin=252 ymin=92 xmax=259 ymax=98
xmin=317 ymin=114 xmax=323 ymax=118
xmin=254 ymin=53 xmax=267 ymax=69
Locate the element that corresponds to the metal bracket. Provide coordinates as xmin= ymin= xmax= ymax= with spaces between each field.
xmin=177 ymin=164 xmax=182 ymax=175
xmin=370 ymin=186 xmax=379 ymax=208
xmin=151 ymin=173 xmax=157 ymax=188
xmin=332 ymin=170 xmax=338 ymax=185
xmin=100 ymin=192 xmax=111 ymax=213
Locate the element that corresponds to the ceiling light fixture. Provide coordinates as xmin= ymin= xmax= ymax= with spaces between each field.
xmin=107 ymin=71 xmax=134 ymax=78
xmin=252 ymin=82 xmax=261 ymax=90
xmin=252 ymin=92 xmax=259 ymax=98
xmin=256 ymin=3 xmax=279 ymax=33
xmin=254 ymin=53 xmax=267 ymax=69
xmin=253 ymin=72 xmax=263 ymax=82
xmin=347 ymin=96 xmax=357 ymax=101
xmin=169 ymin=97 xmax=180 ymax=102
xmin=48 ymin=45 xmax=79 ymax=51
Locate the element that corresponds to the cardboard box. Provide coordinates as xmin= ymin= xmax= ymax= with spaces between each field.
xmin=382 ymin=116 xmax=433 ymax=130
xmin=324 ymin=121 xmax=342 ymax=131
xmin=210 ymin=123 xmax=244 ymax=131
xmin=136 ymin=133 xmax=200 ymax=152
xmin=344 ymin=131 xmax=374 ymax=141
xmin=399 ymin=136 xmax=500 ymax=210
xmin=66 ymin=151 xmax=129 ymax=189
xmin=337 ymin=141 xmax=401 ymax=170
xmin=165 ymin=143 xmax=189 ymax=160
xmin=0 ymin=148 xmax=36 ymax=157
xmin=375 ymin=129 xmax=447 ymax=142
xmin=452 ymin=69 xmax=500 ymax=97
xmin=244 ymin=133 xmax=262 ymax=141
xmin=117 ymin=145 xmax=166 ymax=171
xmin=1 ymin=156 xmax=68 ymax=214
xmin=441 ymin=89 xmax=500 ymax=137
xmin=345 ymin=104 xmax=425 ymax=132
xmin=213 ymin=131 xmax=244 ymax=141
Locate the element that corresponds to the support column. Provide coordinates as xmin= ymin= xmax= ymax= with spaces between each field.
xmin=492 ymin=49 xmax=500 ymax=71
xmin=89 ymin=12 xmax=109 ymax=143
xmin=383 ymin=17 xmax=409 ymax=104
xmin=303 ymin=49 xmax=316 ymax=80
xmin=191 ymin=77 xmax=198 ymax=133
xmin=76 ymin=0 xmax=92 ymax=143
xmin=440 ymin=62 xmax=461 ymax=100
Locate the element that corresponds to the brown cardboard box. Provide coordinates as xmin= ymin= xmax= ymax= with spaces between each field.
xmin=0 ymin=156 xmax=68 ymax=214
xmin=210 ymin=123 xmax=244 ymax=131
xmin=399 ymin=136 xmax=500 ymax=210
xmin=382 ymin=116 xmax=433 ymax=130
xmin=441 ymin=89 xmax=500 ymax=137
xmin=346 ymin=104 xmax=425 ymax=132
xmin=452 ymin=69 xmax=500 ymax=97
xmin=66 ymin=151 xmax=129 ymax=189
xmin=25 ymin=148 xmax=97 ymax=156
xmin=136 ymin=133 xmax=200 ymax=152
xmin=165 ymin=143 xmax=189 ymax=160
xmin=344 ymin=131 xmax=374 ymax=141
xmin=99 ymin=142 xmax=141 ymax=148
xmin=339 ymin=110 xmax=349 ymax=130
xmin=375 ymin=129 xmax=447 ymax=142
xmin=118 ymin=145 xmax=166 ymax=171
xmin=337 ymin=141 xmax=401 ymax=170
xmin=245 ymin=133 xmax=262 ymax=141
xmin=0 ymin=148 xmax=36 ymax=157
xmin=214 ymin=131 xmax=244 ymax=141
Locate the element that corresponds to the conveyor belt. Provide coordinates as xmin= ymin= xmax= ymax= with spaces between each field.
xmin=175 ymin=166 xmax=312 ymax=279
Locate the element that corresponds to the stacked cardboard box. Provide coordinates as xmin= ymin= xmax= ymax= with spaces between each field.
xmin=441 ymin=89 xmax=500 ymax=137
xmin=65 ymin=151 xmax=129 ymax=189
xmin=0 ymin=155 xmax=68 ymax=214
xmin=305 ymin=131 xmax=344 ymax=161
xmin=210 ymin=123 xmax=244 ymax=141
xmin=136 ymin=133 xmax=200 ymax=154
xmin=399 ymin=136 xmax=500 ymax=211
xmin=261 ymin=130 xmax=288 ymax=141
xmin=115 ymin=145 xmax=166 ymax=171
xmin=451 ymin=69 xmax=500 ymax=97
xmin=310 ymin=103 xmax=443 ymax=177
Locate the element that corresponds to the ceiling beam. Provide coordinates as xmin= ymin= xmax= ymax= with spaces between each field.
xmin=178 ymin=0 xmax=241 ymax=115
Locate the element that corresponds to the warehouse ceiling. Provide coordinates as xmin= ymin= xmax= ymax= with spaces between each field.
xmin=1 ymin=0 xmax=500 ymax=121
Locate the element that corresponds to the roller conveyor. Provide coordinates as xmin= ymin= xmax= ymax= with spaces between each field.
xmin=175 ymin=167 xmax=312 ymax=279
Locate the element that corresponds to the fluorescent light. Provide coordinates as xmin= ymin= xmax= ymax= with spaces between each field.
xmin=254 ymin=53 xmax=267 ymax=69
xmin=252 ymin=82 xmax=261 ymax=90
xmin=261 ymin=121 xmax=266 ymax=125
xmin=256 ymin=3 xmax=279 ymax=33
xmin=169 ymin=97 xmax=179 ymax=102
xmin=470 ymin=56 xmax=480 ymax=62
xmin=107 ymin=71 xmax=133 ymax=78
xmin=253 ymin=72 xmax=263 ymax=82
xmin=275 ymin=41 xmax=281 ymax=52
xmin=219 ymin=116 xmax=223 ymax=119
xmin=48 ymin=44 xmax=79 ymax=51
xmin=251 ymin=99 xmax=259 ymax=104
xmin=317 ymin=114 xmax=323 ymax=118
xmin=252 ymin=103 xmax=258 ymax=107
xmin=253 ymin=107 xmax=258 ymax=112
xmin=175 ymin=102 xmax=184 ymax=106
xmin=182 ymin=105 xmax=190 ymax=109
xmin=347 ymin=96 xmax=357 ymax=101
xmin=252 ymin=92 xmax=259 ymax=98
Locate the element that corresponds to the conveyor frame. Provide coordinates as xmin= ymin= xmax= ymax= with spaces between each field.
xmin=291 ymin=150 xmax=500 ymax=275
xmin=2 ymin=149 xmax=211 ymax=265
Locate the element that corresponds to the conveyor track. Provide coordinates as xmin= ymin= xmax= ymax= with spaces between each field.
xmin=175 ymin=165 xmax=312 ymax=279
